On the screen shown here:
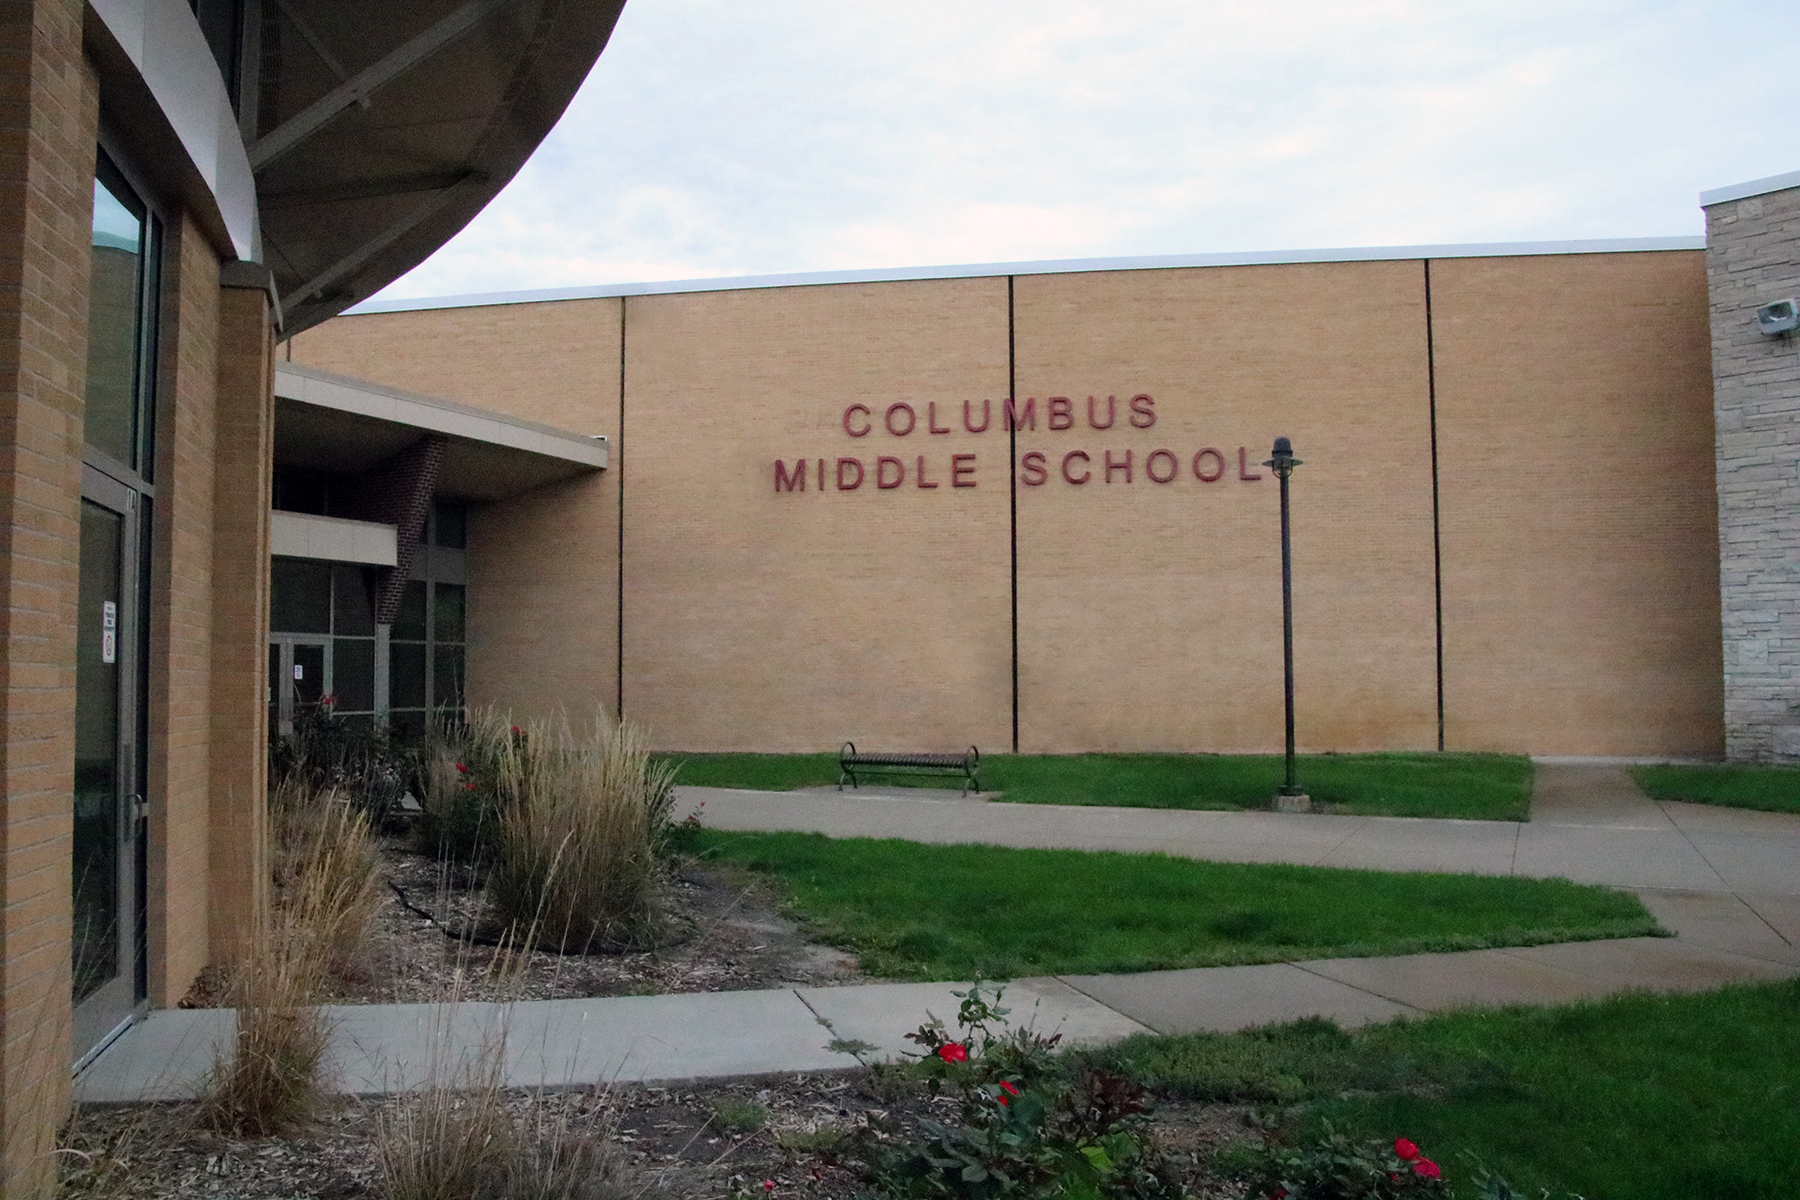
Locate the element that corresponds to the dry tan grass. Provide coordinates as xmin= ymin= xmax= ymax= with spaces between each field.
xmin=478 ymin=710 xmax=676 ymax=954
xmin=202 ymin=773 xmax=383 ymax=1134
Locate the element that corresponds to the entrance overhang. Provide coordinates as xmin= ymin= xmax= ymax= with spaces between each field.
xmin=273 ymin=361 xmax=607 ymax=500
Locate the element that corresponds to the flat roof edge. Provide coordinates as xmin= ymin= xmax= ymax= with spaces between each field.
xmin=274 ymin=361 xmax=609 ymax=468
xmin=1701 ymin=169 xmax=1800 ymax=208
xmin=344 ymin=236 xmax=1707 ymax=316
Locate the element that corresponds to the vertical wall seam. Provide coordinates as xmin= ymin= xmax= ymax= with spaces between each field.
xmin=1424 ymin=259 xmax=1445 ymax=751
xmin=1008 ymin=275 xmax=1019 ymax=754
xmin=617 ymin=296 xmax=626 ymax=720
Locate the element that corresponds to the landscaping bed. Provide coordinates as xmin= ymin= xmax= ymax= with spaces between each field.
xmin=659 ymin=752 xmax=1534 ymax=821
xmin=65 ymin=979 xmax=1800 ymax=1199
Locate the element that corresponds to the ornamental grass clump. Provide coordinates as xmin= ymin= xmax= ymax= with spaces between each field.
xmin=481 ymin=709 xmax=676 ymax=953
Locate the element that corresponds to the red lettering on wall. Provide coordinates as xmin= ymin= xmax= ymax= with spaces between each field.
xmin=818 ymin=458 xmax=826 ymax=490
xmin=952 ymin=454 xmax=977 ymax=487
xmin=1129 ymin=394 xmax=1156 ymax=429
xmin=837 ymin=458 xmax=865 ymax=489
xmin=877 ymin=456 xmax=905 ymax=488
xmin=917 ymin=455 xmax=940 ymax=488
xmin=1062 ymin=450 xmax=1091 ymax=484
xmin=964 ymin=399 xmax=992 ymax=433
xmin=774 ymin=460 xmax=806 ymax=492
xmin=1087 ymin=395 xmax=1116 ymax=429
xmin=1021 ymin=451 xmax=1048 ymax=485
xmin=1004 ymin=397 xmax=1037 ymax=431
xmin=1194 ymin=448 xmax=1225 ymax=482
xmin=1048 ymin=396 xmax=1073 ymax=430
xmin=1146 ymin=449 xmax=1178 ymax=483
xmin=843 ymin=404 xmax=871 ymax=437
xmin=886 ymin=403 xmax=917 ymax=436
xmin=1239 ymin=446 xmax=1262 ymax=481
xmin=1105 ymin=449 xmax=1133 ymax=483
xmin=929 ymin=402 xmax=951 ymax=434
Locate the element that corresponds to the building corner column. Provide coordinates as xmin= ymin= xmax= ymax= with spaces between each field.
xmin=207 ymin=278 xmax=275 ymax=962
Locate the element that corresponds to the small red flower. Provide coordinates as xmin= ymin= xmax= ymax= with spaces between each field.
xmin=937 ymin=1042 xmax=969 ymax=1064
xmin=997 ymin=1080 xmax=1019 ymax=1106
xmin=512 ymin=725 xmax=521 ymax=735
xmin=465 ymin=783 xmax=475 ymax=791
xmin=761 ymin=1182 xmax=775 ymax=1193
xmin=1394 ymin=1138 xmax=1420 ymax=1162
xmin=1413 ymin=1159 xmax=1441 ymax=1180
xmin=456 ymin=762 xmax=468 ymax=773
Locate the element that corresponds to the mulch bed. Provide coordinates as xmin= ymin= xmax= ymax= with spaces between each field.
xmin=183 ymin=835 xmax=867 ymax=1008
xmin=62 ymin=1072 xmax=1259 ymax=1199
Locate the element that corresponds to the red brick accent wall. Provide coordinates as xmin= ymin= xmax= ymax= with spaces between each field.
xmin=0 ymin=0 xmax=92 ymax=1191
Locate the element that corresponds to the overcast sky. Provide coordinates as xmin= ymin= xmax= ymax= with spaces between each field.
xmin=370 ymin=0 xmax=1798 ymax=301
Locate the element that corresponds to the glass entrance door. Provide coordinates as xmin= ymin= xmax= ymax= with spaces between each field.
xmin=74 ymin=470 xmax=145 ymax=1060
xmin=269 ymin=636 xmax=331 ymax=737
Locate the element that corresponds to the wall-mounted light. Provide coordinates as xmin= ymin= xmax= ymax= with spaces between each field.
xmin=1756 ymin=299 xmax=1798 ymax=337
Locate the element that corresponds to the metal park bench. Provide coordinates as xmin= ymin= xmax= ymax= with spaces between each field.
xmin=838 ymin=742 xmax=981 ymax=796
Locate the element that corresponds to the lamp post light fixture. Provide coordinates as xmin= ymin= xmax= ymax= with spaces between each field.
xmin=1263 ymin=436 xmax=1305 ymax=805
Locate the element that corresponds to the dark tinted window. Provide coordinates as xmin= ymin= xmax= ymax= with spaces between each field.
xmin=434 ymin=583 xmax=465 ymax=643
xmin=392 ymin=580 xmax=427 ymax=641
xmin=433 ymin=500 xmax=467 ymax=549
xmin=332 ymin=565 xmax=375 ymax=636
xmin=270 ymin=559 xmax=331 ymax=634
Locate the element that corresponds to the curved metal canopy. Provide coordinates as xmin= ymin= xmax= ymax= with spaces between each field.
xmin=247 ymin=0 xmax=625 ymax=335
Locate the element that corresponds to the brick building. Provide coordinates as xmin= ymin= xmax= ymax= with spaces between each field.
xmin=0 ymin=1 xmax=618 ymax=1192
xmin=287 ymin=237 xmax=1734 ymax=763
xmin=2 ymin=0 xmax=1798 ymax=1190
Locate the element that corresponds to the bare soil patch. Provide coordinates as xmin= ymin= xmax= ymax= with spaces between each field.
xmin=62 ymin=1072 xmax=1259 ymax=1199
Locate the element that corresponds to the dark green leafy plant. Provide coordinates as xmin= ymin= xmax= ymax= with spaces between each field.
xmin=852 ymin=982 xmax=1187 ymax=1199
xmin=1226 ymin=1123 xmax=1448 ymax=1200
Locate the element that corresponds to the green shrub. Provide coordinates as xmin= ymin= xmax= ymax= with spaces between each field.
xmin=851 ymin=982 xmax=1187 ymax=1199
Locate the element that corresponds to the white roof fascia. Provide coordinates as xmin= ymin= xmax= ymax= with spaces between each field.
xmin=1700 ymin=170 xmax=1800 ymax=208
xmin=344 ymin=236 xmax=1706 ymax=316
xmin=270 ymin=511 xmax=398 ymax=566
xmin=274 ymin=362 xmax=608 ymax=469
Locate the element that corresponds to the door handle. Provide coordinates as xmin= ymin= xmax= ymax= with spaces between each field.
xmin=127 ymin=794 xmax=147 ymax=829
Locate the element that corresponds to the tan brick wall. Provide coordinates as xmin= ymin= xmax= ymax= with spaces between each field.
xmin=1433 ymin=251 xmax=1723 ymax=755
xmin=294 ymin=250 xmax=1726 ymax=760
xmin=0 ymin=0 xmax=91 ymax=1191
xmin=145 ymin=215 xmax=217 ymax=1001
xmin=1015 ymin=262 xmax=1438 ymax=752
xmin=207 ymin=283 xmax=273 ymax=963
xmin=620 ymin=279 xmax=1012 ymax=752
xmin=290 ymin=299 xmax=623 ymax=723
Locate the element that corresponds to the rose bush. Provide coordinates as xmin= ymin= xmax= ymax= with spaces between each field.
xmin=851 ymin=982 xmax=1187 ymax=1199
xmin=1228 ymin=1122 xmax=1449 ymax=1199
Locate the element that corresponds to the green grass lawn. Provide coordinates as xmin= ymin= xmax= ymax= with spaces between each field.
xmin=658 ymin=751 xmax=1534 ymax=821
xmin=683 ymin=829 xmax=1658 ymax=980
xmin=1632 ymin=762 xmax=1800 ymax=815
xmin=1093 ymin=980 xmax=1800 ymax=1200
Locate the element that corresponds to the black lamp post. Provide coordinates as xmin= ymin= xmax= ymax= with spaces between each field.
xmin=1263 ymin=437 xmax=1303 ymax=798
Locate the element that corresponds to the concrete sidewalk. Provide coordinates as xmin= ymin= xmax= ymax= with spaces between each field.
xmin=76 ymin=765 xmax=1800 ymax=1104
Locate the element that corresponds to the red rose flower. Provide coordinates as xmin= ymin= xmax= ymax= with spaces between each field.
xmin=937 ymin=1042 xmax=969 ymax=1064
xmin=1394 ymin=1138 xmax=1420 ymax=1162
xmin=1413 ymin=1158 xmax=1441 ymax=1180
xmin=997 ymin=1080 xmax=1019 ymax=1106
xmin=456 ymin=762 xmax=468 ymax=773
xmin=762 ymin=1183 xmax=775 ymax=1193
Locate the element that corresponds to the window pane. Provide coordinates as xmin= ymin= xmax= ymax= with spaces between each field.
xmin=391 ymin=642 xmax=426 ymax=709
xmin=85 ymin=175 xmax=145 ymax=466
xmin=434 ymin=583 xmax=465 ymax=643
xmin=270 ymin=559 xmax=331 ymax=634
xmin=392 ymin=580 xmax=427 ymax=640
xmin=432 ymin=644 xmax=465 ymax=710
xmin=331 ymin=637 xmax=375 ymax=711
xmin=333 ymin=565 xmax=375 ymax=636
xmin=434 ymin=500 xmax=467 ymax=548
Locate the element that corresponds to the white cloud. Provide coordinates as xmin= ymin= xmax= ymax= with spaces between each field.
xmin=374 ymin=0 xmax=1799 ymax=300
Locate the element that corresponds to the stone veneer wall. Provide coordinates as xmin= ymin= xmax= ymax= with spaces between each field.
xmin=1705 ymin=181 xmax=1800 ymax=760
